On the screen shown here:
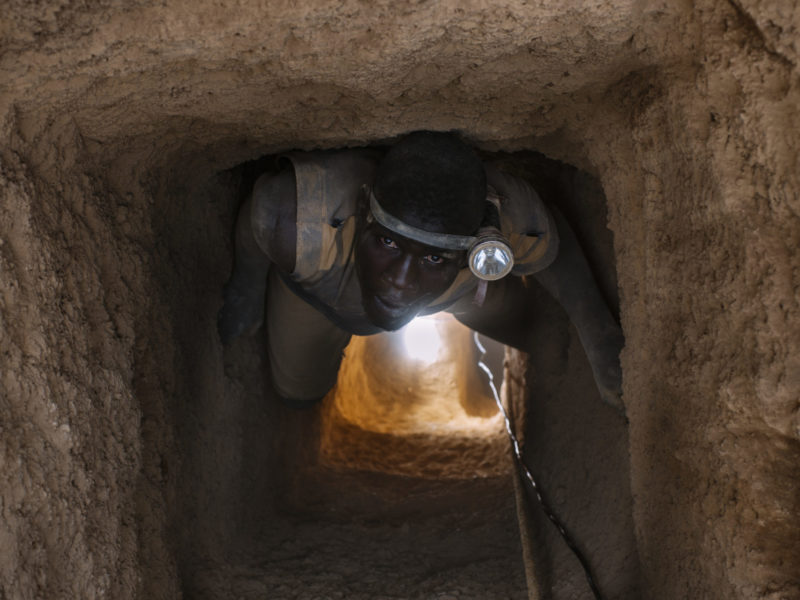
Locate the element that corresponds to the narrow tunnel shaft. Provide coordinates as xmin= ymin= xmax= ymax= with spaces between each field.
xmin=321 ymin=316 xmax=510 ymax=478
xmin=190 ymin=319 xmax=530 ymax=599
xmin=172 ymin=148 xmax=637 ymax=600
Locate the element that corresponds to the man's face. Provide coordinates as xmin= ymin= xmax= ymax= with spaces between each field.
xmin=355 ymin=217 xmax=464 ymax=331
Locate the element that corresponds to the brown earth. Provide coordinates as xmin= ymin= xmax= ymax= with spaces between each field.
xmin=1 ymin=1 xmax=798 ymax=599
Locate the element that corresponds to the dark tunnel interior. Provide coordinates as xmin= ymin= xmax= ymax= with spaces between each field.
xmin=143 ymin=146 xmax=637 ymax=598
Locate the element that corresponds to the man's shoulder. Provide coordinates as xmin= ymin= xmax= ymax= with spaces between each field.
xmin=249 ymin=148 xmax=382 ymax=272
xmin=250 ymin=169 xmax=298 ymax=273
xmin=283 ymin=146 xmax=383 ymax=191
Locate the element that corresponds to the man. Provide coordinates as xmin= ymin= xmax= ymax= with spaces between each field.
xmin=218 ymin=131 xmax=624 ymax=414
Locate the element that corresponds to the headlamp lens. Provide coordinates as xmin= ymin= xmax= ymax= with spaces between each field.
xmin=469 ymin=240 xmax=514 ymax=281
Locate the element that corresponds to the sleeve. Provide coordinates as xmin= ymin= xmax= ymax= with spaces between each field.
xmin=281 ymin=149 xmax=379 ymax=283
xmin=485 ymin=164 xmax=560 ymax=276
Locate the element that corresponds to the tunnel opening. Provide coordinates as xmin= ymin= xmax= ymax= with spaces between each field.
xmin=320 ymin=316 xmax=511 ymax=479
xmin=164 ymin=145 xmax=635 ymax=600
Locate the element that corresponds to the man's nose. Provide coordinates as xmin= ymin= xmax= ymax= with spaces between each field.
xmin=385 ymin=254 xmax=418 ymax=290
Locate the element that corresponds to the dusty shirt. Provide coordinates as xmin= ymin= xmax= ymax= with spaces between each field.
xmin=278 ymin=148 xmax=559 ymax=335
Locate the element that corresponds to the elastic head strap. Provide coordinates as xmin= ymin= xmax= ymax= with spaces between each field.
xmin=368 ymin=191 xmax=476 ymax=251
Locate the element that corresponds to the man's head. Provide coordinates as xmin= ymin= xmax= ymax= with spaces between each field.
xmin=355 ymin=131 xmax=487 ymax=330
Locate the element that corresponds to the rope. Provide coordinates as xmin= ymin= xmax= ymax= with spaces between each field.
xmin=473 ymin=332 xmax=606 ymax=600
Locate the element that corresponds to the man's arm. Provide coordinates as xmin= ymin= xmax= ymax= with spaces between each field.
xmin=218 ymin=169 xmax=297 ymax=344
xmin=451 ymin=206 xmax=625 ymax=416
xmin=529 ymin=207 xmax=624 ymax=414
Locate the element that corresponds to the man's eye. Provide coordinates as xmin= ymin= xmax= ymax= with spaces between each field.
xmin=425 ymin=254 xmax=444 ymax=265
xmin=380 ymin=236 xmax=398 ymax=249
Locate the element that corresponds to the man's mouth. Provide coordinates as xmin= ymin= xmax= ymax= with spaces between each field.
xmin=374 ymin=294 xmax=408 ymax=314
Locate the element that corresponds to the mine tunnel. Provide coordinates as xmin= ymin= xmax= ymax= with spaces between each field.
xmin=171 ymin=148 xmax=633 ymax=599
xmin=1 ymin=1 xmax=799 ymax=600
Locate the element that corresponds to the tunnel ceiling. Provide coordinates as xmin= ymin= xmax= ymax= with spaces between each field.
xmin=0 ymin=0 xmax=656 ymax=173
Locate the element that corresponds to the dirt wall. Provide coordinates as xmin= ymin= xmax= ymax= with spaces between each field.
xmin=0 ymin=134 xmax=171 ymax=597
xmin=584 ymin=4 xmax=800 ymax=598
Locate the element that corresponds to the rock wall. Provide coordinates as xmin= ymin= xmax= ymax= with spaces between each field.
xmin=1 ymin=0 xmax=798 ymax=598
xmin=592 ymin=4 xmax=800 ymax=598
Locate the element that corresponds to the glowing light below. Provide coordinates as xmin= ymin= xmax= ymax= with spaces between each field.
xmin=402 ymin=317 xmax=442 ymax=363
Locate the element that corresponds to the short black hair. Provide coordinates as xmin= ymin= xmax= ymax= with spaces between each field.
xmin=373 ymin=131 xmax=486 ymax=236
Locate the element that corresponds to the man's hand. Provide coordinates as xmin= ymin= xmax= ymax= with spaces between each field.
xmin=217 ymin=277 xmax=266 ymax=345
xmin=583 ymin=322 xmax=626 ymax=418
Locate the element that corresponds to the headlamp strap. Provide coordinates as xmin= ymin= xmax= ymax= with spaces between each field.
xmin=368 ymin=191 xmax=475 ymax=251
xmin=473 ymin=279 xmax=489 ymax=306
xmin=368 ymin=188 xmax=515 ymax=282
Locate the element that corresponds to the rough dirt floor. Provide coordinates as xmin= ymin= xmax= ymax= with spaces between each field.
xmin=179 ymin=324 xmax=531 ymax=600
xmin=1 ymin=1 xmax=799 ymax=599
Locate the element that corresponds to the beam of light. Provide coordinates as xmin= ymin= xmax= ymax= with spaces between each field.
xmin=402 ymin=317 xmax=442 ymax=363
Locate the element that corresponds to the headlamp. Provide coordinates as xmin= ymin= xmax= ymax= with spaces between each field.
xmin=368 ymin=191 xmax=514 ymax=282
xmin=468 ymin=230 xmax=515 ymax=280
